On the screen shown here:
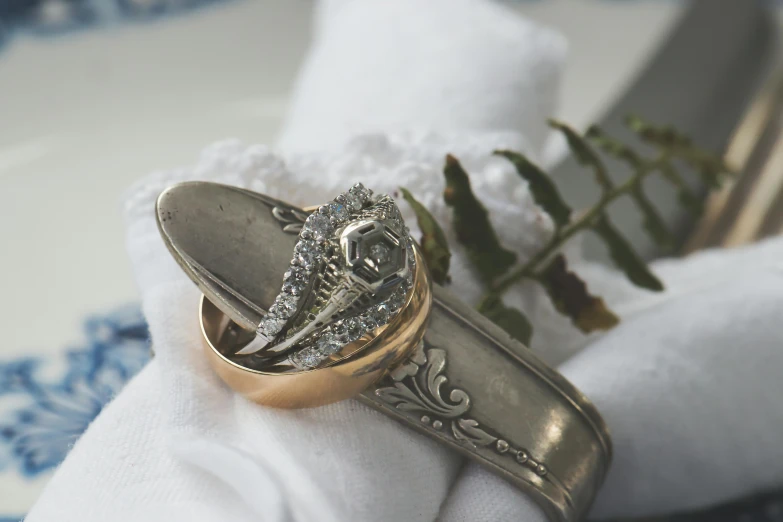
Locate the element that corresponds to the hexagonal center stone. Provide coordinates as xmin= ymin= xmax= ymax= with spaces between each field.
xmin=341 ymin=219 xmax=408 ymax=291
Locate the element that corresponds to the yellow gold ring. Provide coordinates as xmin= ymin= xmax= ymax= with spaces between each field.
xmin=200 ymin=246 xmax=432 ymax=408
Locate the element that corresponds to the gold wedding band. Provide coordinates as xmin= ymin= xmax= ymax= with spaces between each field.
xmin=201 ymin=246 xmax=432 ymax=408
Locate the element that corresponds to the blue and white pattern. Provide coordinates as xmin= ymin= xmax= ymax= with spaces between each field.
xmin=0 ymin=0 xmax=233 ymax=49
xmin=0 ymin=305 xmax=150 ymax=480
xmin=13 ymin=0 xmax=772 ymax=53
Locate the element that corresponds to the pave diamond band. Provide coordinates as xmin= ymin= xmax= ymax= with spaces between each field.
xmin=236 ymin=184 xmax=417 ymax=370
xmin=290 ymin=266 xmax=413 ymax=369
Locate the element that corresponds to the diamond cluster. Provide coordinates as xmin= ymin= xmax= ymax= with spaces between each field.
xmin=257 ymin=183 xmax=375 ymax=340
xmin=290 ymin=252 xmax=415 ymax=369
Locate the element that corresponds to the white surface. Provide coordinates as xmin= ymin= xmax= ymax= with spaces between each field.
xmin=277 ymin=0 xmax=567 ymax=154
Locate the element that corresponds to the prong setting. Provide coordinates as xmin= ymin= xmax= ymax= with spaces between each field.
xmin=251 ymin=184 xmax=415 ymax=369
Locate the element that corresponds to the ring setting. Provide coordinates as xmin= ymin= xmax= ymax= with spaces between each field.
xmin=236 ymin=184 xmax=418 ymax=371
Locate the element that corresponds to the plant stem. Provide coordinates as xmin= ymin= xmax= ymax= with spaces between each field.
xmin=484 ymin=153 xmax=669 ymax=300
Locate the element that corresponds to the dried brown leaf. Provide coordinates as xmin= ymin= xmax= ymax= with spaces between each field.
xmin=538 ymin=254 xmax=619 ymax=333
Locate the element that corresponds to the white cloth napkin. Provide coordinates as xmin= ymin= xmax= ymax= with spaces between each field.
xmin=26 ymin=1 xmax=783 ymax=521
xmin=277 ymin=0 xmax=564 ymax=155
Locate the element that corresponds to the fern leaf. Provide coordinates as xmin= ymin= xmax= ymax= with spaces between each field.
xmin=626 ymin=114 xmax=733 ymax=189
xmin=477 ymin=295 xmax=532 ymax=345
xmin=593 ymin=215 xmax=664 ymax=291
xmin=630 ymin=184 xmax=675 ymax=249
xmin=658 ymin=159 xmax=703 ymax=214
xmin=400 ymin=187 xmax=451 ymax=285
xmin=549 ymin=120 xmax=613 ymax=191
xmin=443 ymin=155 xmax=517 ymax=282
xmin=538 ymin=254 xmax=619 ymax=332
xmin=494 ymin=150 xmax=572 ymax=228
xmin=408 ymin=116 xmax=729 ymax=346
xmin=625 ymin=114 xmax=691 ymax=149
xmin=586 ymin=125 xmax=644 ymax=168
xmin=589 ymin=125 xmax=676 ymax=249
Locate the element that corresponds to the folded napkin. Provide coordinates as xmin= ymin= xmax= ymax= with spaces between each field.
xmin=26 ymin=1 xmax=783 ymax=521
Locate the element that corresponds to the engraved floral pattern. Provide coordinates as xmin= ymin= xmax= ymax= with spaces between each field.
xmin=375 ymin=342 xmax=549 ymax=476
xmin=377 ymin=347 xmax=470 ymax=419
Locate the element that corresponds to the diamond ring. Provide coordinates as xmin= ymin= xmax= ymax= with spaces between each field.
xmin=233 ymin=184 xmax=419 ymax=372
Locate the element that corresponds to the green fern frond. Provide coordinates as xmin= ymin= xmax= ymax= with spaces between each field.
xmin=443 ymin=155 xmax=517 ymax=283
xmin=477 ymin=295 xmax=533 ymax=346
xmin=399 ymin=188 xmax=451 ymax=285
xmin=400 ymin=116 xmax=732 ymax=346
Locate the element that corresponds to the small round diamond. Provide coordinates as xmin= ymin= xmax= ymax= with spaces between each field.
xmin=360 ymin=315 xmax=379 ymax=331
xmin=277 ymin=294 xmax=299 ymax=315
xmin=345 ymin=192 xmax=363 ymax=212
xmin=336 ymin=318 xmax=363 ymax=344
xmin=349 ymin=183 xmax=372 ymax=204
xmin=283 ymin=266 xmax=307 ymax=295
xmin=307 ymin=213 xmax=332 ymax=239
xmin=261 ymin=315 xmax=286 ymax=337
xmin=369 ymin=243 xmax=391 ymax=265
xmin=329 ymin=199 xmax=349 ymax=223
xmin=387 ymin=290 xmax=406 ymax=312
xmin=292 ymin=347 xmax=323 ymax=369
xmin=294 ymin=241 xmax=320 ymax=269
xmin=372 ymin=303 xmax=392 ymax=324
xmin=316 ymin=331 xmax=341 ymax=355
